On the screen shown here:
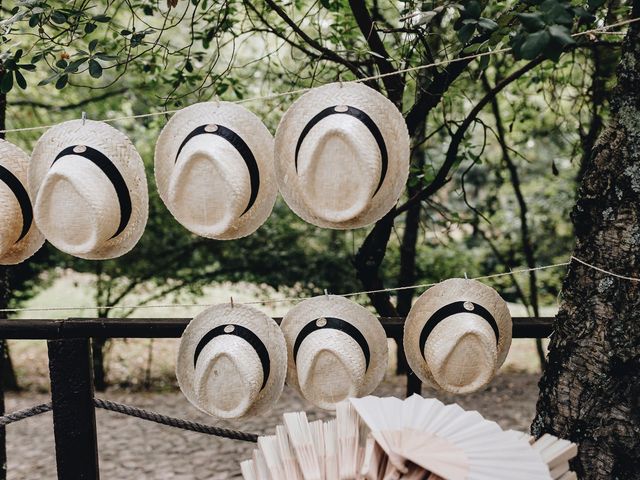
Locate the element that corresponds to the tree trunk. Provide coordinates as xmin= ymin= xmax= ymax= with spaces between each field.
xmin=532 ymin=6 xmax=640 ymax=477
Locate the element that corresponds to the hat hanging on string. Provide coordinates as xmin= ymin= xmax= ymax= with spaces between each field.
xmin=0 ymin=139 xmax=45 ymax=265
xmin=274 ymin=82 xmax=410 ymax=229
xmin=176 ymin=302 xmax=287 ymax=419
xmin=403 ymin=278 xmax=512 ymax=393
xmin=155 ymin=101 xmax=277 ymax=240
xmin=28 ymin=116 xmax=148 ymax=260
xmin=280 ymin=294 xmax=388 ymax=410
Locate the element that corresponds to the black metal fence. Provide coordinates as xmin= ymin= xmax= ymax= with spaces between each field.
xmin=0 ymin=316 xmax=552 ymax=479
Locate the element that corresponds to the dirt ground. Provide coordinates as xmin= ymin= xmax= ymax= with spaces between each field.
xmin=3 ymin=371 xmax=541 ymax=479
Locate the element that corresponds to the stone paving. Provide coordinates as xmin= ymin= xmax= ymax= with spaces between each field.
xmin=4 ymin=372 xmax=539 ymax=479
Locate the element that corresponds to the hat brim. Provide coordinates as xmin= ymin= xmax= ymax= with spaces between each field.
xmin=28 ymin=119 xmax=148 ymax=260
xmin=0 ymin=140 xmax=45 ymax=265
xmin=176 ymin=304 xmax=287 ymax=419
xmin=403 ymin=278 xmax=512 ymax=389
xmin=280 ymin=295 xmax=388 ymax=408
xmin=274 ymin=82 xmax=410 ymax=230
xmin=155 ymin=102 xmax=277 ymax=240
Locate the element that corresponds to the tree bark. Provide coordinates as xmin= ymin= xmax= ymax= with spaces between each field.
xmin=532 ymin=5 xmax=640 ymax=477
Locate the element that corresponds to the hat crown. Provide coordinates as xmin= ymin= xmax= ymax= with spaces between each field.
xmin=0 ymin=182 xmax=22 ymax=254
xmin=297 ymin=116 xmax=380 ymax=223
xmin=297 ymin=329 xmax=367 ymax=410
xmin=168 ymin=134 xmax=251 ymax=237
xmin=193 ymin=335 xmax=264 ymax=418
xmin=34 ymin=157 xmax=121 ymax=256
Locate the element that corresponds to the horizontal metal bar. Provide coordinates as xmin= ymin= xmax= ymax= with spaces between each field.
xmin=0 ymin=317 xmax=553 ymax=340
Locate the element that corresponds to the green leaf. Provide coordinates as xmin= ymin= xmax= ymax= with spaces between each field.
xmin=89 ymin=39 xmax=98 ymax=52
xmin=587 ymin=0 xmax=606 ymax=9
xmin=548 ymin=24 xmax=575 ymax=48
xmin=89 ymin=59 xmax=103 ymax=78
xmin=92 ymin=14 xmax=111 ymax=23
xmin=50 ymin=10 xmax=66 ymax=24
xmin=28 ymin=13 xmax=39 ymax=27
xmin=120 ymin=29 xmax=132 ymax=36
xmin=520 ymin=29 xmax=550 ymax=59
xmin=0 ymin=72 xmax=13 ymax=93
xmin=464 ymin=0 xmax=482 ymax=19
xmin=542 ymin=1 xmax=573 ymax=26
xmin=517 ymin=12 xmax=546 ymax=32
xmin=38 ymin=73 xmax=59 ymax=86
xmin=55 ymin=74 xmax=68 ymax=89
xmin=84 ymin=22 xmax=97 ymax=34
xmin=55 ymin=59 xmax=68 ymax=68
xmin=94 ymin=53 xmax=118 ymax=61
xmin=66 ymin=57 xmax=88 ymax=73
xmin=14 ymin=69 xmax=27 ymax=89
xmin=573 ymin=7 xmax=595 ymax=23
xmin=458 ymin=23 xmax=476 ymax=44
xmin=16 ymin=63 xmax=36 ymax=71
xmin=477 ymin=18 xmax=498 ymax=31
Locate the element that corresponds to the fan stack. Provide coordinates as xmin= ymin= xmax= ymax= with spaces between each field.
xmin=240 ymin=394 xmax=578 ymax=480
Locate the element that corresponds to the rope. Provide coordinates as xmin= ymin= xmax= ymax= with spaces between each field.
xmin=0 ymin=255 xmax=635 ymax=314
xmin=94 ymin=398 xmax=258 ymax=443
xmin=0 ymin=402 xmax=52 ymax=426
xmin=0 ymin=17 xmax=636 ymax=134
xmin=0 ymin=399 xmax=258 ymax=442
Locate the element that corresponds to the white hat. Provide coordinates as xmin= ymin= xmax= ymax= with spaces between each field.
xmin=403 ymin=279 xmax=512 ymax=394
xmin=177 ymin=303 xmax=287 ymax=419
xmin=280 ymin=295 xmax=388 ymax=410
xmin=29 ymin=120 xmax=148 ymax=260
xmin=0 ymin=139 xmax=45 ymax=265
xmin=155 ymin=102 xmax=277 ymax=239
xmin=274 ymin=82 xmax=410 ymax=229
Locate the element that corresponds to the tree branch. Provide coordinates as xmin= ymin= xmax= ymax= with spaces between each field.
xmin=10 ymin=88 xmax=128 ymax=111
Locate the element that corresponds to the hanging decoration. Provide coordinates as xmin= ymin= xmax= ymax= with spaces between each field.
xmin=274 ymin=82 xmax=410 ymax=230
xmin=176 ymin=302 xmax=287 ymax=420
xmin=154 ymin=101 xmax=277 ymax=239
xmin=28 ymin=119 xmax=149 ymax=260
xmin=0 ymin=139 xmax=45 ymax=265
xmin=280 ymin=294 xmax=388 ymax=410
xmin=403 ymin=278 xmax=513 ymax=394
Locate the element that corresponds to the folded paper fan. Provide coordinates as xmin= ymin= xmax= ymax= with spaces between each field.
xmin=240 ymin=394 xmax=578 ymax=480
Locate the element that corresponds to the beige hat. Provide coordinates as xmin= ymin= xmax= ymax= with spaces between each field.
xmin=29 ymin=120 xmax=148 ymax=260
xmin=155 ymin=102 xmax=277 ymax=240
xmin=0 ymin=139 xmax=45 ymax=265
xmin=274 ymin=83 xmax=410 ymax=229
xmin=177 ymin=303 xmax=287 ymax=419
xmin=280 ymin=295 xmax=388 ymax=410
xmin=404 ymin=279 xmax=512 ymax=394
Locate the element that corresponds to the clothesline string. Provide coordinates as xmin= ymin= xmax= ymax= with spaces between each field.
xmin=0 ymin=17 xmax=636 ymax=135
xmin=0 ymin=255 xmax=637 ymax=313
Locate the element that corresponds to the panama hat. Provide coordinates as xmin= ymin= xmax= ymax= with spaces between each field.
xmin=28 ymin=119 xmax=148 ymax=260
xmin=155 ymin=102 xmax=277 ymax=239
xmin=0 ymin=139 xmax=45 ymax=265
xmin=177 ymin=303 xmax=287 ymax=419
xmin=280 ymin=295 xmax=388 ymax=410
xmin=274 ymin=82 xmax=410 ymax=229
xmin=404 ymin=279 xmax=512 ymax=394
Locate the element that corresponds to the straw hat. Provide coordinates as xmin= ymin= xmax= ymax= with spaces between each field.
xmin=403 ymin=279 xmax=512 ymax=394
xmin=29 ymin=120 xmax=148 ymax=260
xmin=280 ymin=295 xmax=388 ymax=410
xmin=177 ymin=303 xmax=287 ymax=419
xmin=155 ymin=102 xmax=277 ymax=239
xmin=0 ymin=139 xmax=45 ymax=265
xmin=274 ymin=83 xmax=410 ymax=229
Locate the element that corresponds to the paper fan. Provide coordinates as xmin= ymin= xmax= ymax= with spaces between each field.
xmin=350 ymin=394 xmax=552 ymax=480
xmin=240 ymin=394 xmax=578 ymax=480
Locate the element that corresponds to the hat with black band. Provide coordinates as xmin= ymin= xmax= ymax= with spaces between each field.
xmin=404 ymin=278 xmax=512 ymax=394
xmin=281 ymin=295 xmax=388 ymax=410
xmin=177 ymin=303 xmax=287 ymax=419
xmin=0 ymin=139 xmax=45 ymax=265
xmin=274 ymin=82 xmax=410 ymax=230
xmin=155 ymin=102 xmax=277 ymax=240
xmin=28 ymin=119 xmax=148 ymax=260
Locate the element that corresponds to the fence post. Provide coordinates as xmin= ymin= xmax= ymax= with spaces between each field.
xmin=48 ymin=338 xmax=100 ymax=480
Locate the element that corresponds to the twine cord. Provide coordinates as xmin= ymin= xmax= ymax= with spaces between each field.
xmin=0 ymin=399 xmax=259 ymax=442
xmin=0 ymin=256 xmax=636 ymax=313
xmin=0 ymin=17 xmax=636 ymax=135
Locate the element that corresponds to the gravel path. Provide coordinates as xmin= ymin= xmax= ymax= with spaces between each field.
xmin=3 ymin=372 xmax=540 ymax=479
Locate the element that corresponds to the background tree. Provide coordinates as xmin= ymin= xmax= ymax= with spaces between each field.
xmin=532 ymin=1 xmax=640 ymax=476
